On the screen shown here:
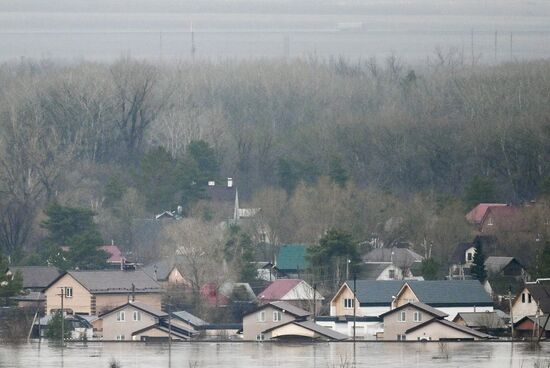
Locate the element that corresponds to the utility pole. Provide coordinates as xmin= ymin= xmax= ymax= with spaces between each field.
xmin=58 ymin=287 xmax=65 ymax=343
xmin=353 ymin=273 xmax=357 ymax=342
xmin=507 ymin=286 xmax=514 ymax=339
xmin=313 ymin=283 xmax=317 ymax=322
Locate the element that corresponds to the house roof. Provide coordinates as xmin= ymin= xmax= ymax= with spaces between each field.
xmin=514 ymin=315 xmax=550 ymax=331
xmin=50 ymin=270 xmax=163 ymax=294
xmin=406 ymin=318 xmax=492 ymax=338
xmin=379 ymin=302 xmax=448 ymax=319
xmin=450 ymin=242 xmax=474 ymax=264
xmin=10 ymin=291 xmax=45 ymax=302
xmin=172 ymin=310 xmax=207 ymax=328
xmin=362 ymin=247 xmax=424 ymax=263
xmin=466 ymin=203 xmax=507 ymax=224
xmin=357 ymin=263 xmax=392 ymax=279
xmin=142 ymin=258 xmax=182 ymax=281
xmin=206 ymin=185 xmax=237 ymax=202
xmin=245 ymin=301 xmax=311 ymax=318
xmin=257 ymin=279 xmax=302 ymax=300
xmin=276 ymin=244 xmax=309 ymax=272
xmin=525 ymin=283 xmax=550 ymax=313
xmin=315 ymin=315 xmax=382 ymax=323
xmin=131 ymin=324 xmax=190 ymax=339
xmin=481 ymin=206 xmax=526 ymax=230
xmin=262 ymin=320 xmax=348 ymax=341
xmin=345 ymin=280 xmax=493 ymax=307
xmin=453 ymin=312 xmax=506 ymax=329
xmin=99 ymin=245 xmax=126 ymax=264
xmin=9 ymin=266 xmax=61 ymax=290
xmin=99 ymin=301 xmax=168 ymax=318
xmin=484 ymin=256 xmax=518 ymax=275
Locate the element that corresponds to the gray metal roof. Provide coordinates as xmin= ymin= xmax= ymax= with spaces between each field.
xmin=379 ymin=301 xmax=448 ymax=319
xmin=346 ymin=280 xmax=493 ymax=307
xmin=100 ymin=301 xmax=168 ymax=318
xmin=142 ymin=258 xmax=183 ymax=281
xmin=172 ymin=310 xmax=207 ymax=327
xmin=406 ymin=318 xmax=492 ymax=338
xmin=453 ymin=312 xmax=506 ymax=329
xmin=292 ymin=320 xmax=348 ymax=340
xmin=244 ymin=301 xmax=311 ymax=318
xmin=362 ymin=247 xmax=424 ymax=263
xmin=68 ymin=270 xmax=162 ymax=294
xmin=10 ymin=266 xmax=61 ymax=290
xmin=358 ymin=263 xmax=391 ymax=279
xmin=484 ymin=256 xmax=516 ymax=275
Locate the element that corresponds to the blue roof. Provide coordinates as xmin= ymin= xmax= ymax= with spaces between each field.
xmin=345 ymin=280 xmax=493 ymax=307
xmin=276 ymin=244 xmax=309 ymax=271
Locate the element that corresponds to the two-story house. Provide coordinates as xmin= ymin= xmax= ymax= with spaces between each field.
xmin=511 ymin=281 xmax=550 ymax=323
xmin=43 ymin=270 xmax=163 ymax=315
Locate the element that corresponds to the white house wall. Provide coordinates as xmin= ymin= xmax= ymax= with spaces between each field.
xmin=283 ymin=281 xmax=324 ymax=301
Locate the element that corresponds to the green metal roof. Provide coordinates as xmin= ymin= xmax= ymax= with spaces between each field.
xmin=276 ymin=244 xmax=309 ymax=272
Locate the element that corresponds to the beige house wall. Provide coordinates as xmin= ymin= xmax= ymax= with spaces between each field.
xmin=101 ymin=305 xmax=158 ymax=340
xmin=45 ymin=274 xmax=92 ymax=315
xmin=394 ymin=285 xmax=418 ymax=308
xmin=330 ymin=285 xmax=360 ymax=316
xmin=95 ymin=293 xmax=162 ymax=315
xmin=382 ymin=305 xmax=430 ymax=340
xmin=168 ymin=268 xmax=186 ymax=284
xmin=243 ymin=305 xmax=298 ymax=341
xmin=406 ymin=322 xmax=483 ymax=341
xmin=511 ymin=287 xmax=540 ymax=322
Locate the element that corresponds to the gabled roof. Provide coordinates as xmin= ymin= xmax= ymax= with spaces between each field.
xmin=362 ymin=247 xmax=424 ymax=263
xmin=450 ymin=242 xmax=474 ymax=265
xmin=131 ymin=324 xmax=190 ymax=339
xmin=172 ymin=310 xmax=207 ymax=328
xmin=379 ymin=302 xmax=448 ymax=319
xmin=206 ymin=185 xmax=237 ymax=202
xmin=406 ymin=318 xmax=492 ymax=338
xmin=514 ymin=315 xmax=550 ymax=331
xmin=524 ymin=283 xmax=550 ymax=313
xmin=99 ymin=245 xmax=126 ymax=264
xmin=453 ymin=312 xmax=506 ymax=329
xmin=257 ymin=279 xmax=302 ymax=300
xmin=344 ymin=280 xmax=493 ymax=307
xmin=396 ymin=280 xmax=493 ymax=307
xmin=9 ymin=266 xmax=61 ymax=290
xmin=142 ymin=258 xmax=182 ymax=281
xmin=466 ymin=203 xmax=507 ymax=224
xmin=481 ymin=206 xmax=526 ymax=230
xmin=276 ymin=244 xmax=309 ymax=272
xmin=484 ymin=256 xmax=520 ymax=275
xmin=245 ymin=301 xmax=310 ymax=318
xmin=99 ymin=301 xmax=168 ymax=318
xmin=262 ymin=320 xmax=348 ymax=341
xmin=357 ymin=263 xmax=392 ymax=279
xmin=47 ymin=270 xmax=162 ymax=294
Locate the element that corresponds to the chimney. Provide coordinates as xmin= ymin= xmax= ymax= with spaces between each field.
xmin=227 ymin=178 xmax=233 ymax=187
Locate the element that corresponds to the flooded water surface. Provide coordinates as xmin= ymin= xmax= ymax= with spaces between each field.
xmin=0 ymin=342 xmax=549 ymax=368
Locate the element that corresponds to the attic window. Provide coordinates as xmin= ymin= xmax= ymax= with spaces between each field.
xmin=467 ymin=253 xmax=473 ymax=261
xmin=388 ymin=269 xmax=396 ymax=279
xmin=528 ymin=293 xmax=532 ymax=303
xmin=487 ymin=217 xmax=494 ymax=226
xmin=344 ymin=298 xmax=354 ymax=309
xmin=522 ymin=293 xmax=526 ymax=303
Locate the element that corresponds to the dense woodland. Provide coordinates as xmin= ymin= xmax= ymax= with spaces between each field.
xmin=1 ymin=56 xmax=550 ymax=281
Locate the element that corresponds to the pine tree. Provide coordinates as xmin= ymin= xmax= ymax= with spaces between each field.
xmin=470 ymin=241 xmax=487 ymax=282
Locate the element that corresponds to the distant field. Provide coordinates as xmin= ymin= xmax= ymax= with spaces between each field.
xmin=0 ymin=0 xmax=549 ymax=63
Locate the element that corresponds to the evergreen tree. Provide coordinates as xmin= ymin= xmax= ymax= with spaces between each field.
xmin=41 ymin=203 xmax=108 ymax=270
xmin=533 ymin=241 xmax=550 ymax=279
xmin=470 ymin=240 xmax=487 ymax=282
xmin=0 ymin=253 xmax=23 ymax=306
xmin=421 ymin=258 xmax=440 ymax=280
xmin=45 ymin=311 xmax=72 ymax=340
xmin=329 ymin=155 xmax=348 ymax=187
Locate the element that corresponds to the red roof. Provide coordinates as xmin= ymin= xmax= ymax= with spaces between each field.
xmin=200 ymin=283 xmax=230 ymax=306
xmin=258 ymin=279 xmax=302 ymax=301
xmin=480 ymin=205 xmax=526 ymax=231
xmin=466 ymin=203 xmax=507 ymax=224
xmin=99 ymin=245 xmax=126 ymax=264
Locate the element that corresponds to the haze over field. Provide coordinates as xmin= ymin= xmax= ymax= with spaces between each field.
xmin=1 ymin=0 xmax=550 ymax=62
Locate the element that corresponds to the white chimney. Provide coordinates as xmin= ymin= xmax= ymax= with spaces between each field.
xmin=227 ymin=178 xmax=233 ymax=187
xmin=208 ymin=181 xmax=215 ymax=186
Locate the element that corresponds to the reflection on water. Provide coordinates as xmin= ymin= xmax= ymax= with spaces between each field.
xmin=0 ymin=342 xmax=549 ymax=368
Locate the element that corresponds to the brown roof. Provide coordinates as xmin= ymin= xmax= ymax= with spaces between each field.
xmin=466 ymin=204 xmax=507 ymax=224
xmin=262 ymin=320 xmax=348 ymax=341
xmin=481 ymin=206 xmax=527 ymax=231
xmin=379 ymin=302 xmax=448 ymax=319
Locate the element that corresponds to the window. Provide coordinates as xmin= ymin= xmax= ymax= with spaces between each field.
xmin=116 ymin=335 xmax=125 ymax=341
xmin=398 ymin=311 xmax=406 ymax=322
xmin=257 ymin=311 xmax=266 ymax=322
xmin=344 ymin=298 xmax=354 ymax=309
xmin=259 ymin=233 xmax=267 ymax=243
xmin=413 ymin=311 xmax=422 ymax=322
xmin=117 ymin=311 xmax=125 ymax=322
xmin=528 ymin=293 xmax=532 ymax=303
xmin=388 ymin=269 xmax=395 ymax=279
xmin=65 ymin=287 xmax=73 ymax=298
xmin=256 ymin=333 xmax=265 ymax=341
xmin=397 ymin=334 xmax=406 ymax=341
xmin=487 ymin=217 xmax=494 ymax=226
xmin=522 ymin=293 xmax=526 ymax=303
xmin=273 ymin=311 xmax=282 ymax=322
xmin=467 ymin=252 xmax=473 ymax=261
xmin=133 ymin=311 xmax=141 ymax=321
